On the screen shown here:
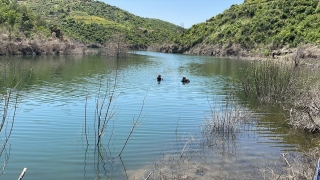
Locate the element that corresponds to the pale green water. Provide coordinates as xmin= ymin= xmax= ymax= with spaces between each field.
xmin=0 ymin=52 xmax=316 ymax=179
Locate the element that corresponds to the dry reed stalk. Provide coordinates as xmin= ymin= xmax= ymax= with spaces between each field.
xmin=238 ymin=58 xmax=320 ymax=133
xmin=0 ymin=61 xmax=31 ymax=176
xmin=119 ymin=93 xmax=147 ymax=157
xmin=289 ymin=82 xmax=320 ymax=132
xmin=83 ymin=69 xmax=147 ymax=179
xmin=239 ymin=60 xmax=303 ymax=104
xmin=17 ymin=167 xmax=27 ymax=180
xmin=204 ymin=95 xmax=251 ymax=137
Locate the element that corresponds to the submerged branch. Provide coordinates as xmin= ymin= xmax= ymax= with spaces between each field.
xmin=118 ymin=92 xmax=147 ymax=157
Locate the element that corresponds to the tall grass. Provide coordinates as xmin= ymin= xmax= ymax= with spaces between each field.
xmin=239 ymin=60 xmax=303 ymax=104
xmin=203 ymin=94 xmax=251 ymax=139
xmin=238 ymin=59 xmax=320 ymax=133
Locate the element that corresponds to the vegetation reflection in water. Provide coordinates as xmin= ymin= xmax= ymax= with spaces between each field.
xmin=0 ymin=52 xmax=318 ymax=179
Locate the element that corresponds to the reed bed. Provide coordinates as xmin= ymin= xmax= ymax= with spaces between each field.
xmin=236 ymin=59 xmax=320 ymax=179
xmin=203 ymin=95 xmax=251 ymax=138
xmin=238 ymin=59 xmax=320 ymax=133
xmin=239 ymin=60 xmax=303 ymax=104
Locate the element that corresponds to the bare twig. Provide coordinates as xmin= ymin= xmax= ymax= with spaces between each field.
xmin=281 ymin=153 xmax=290 ymax=167
xmin=118 ymin=92 xmax=147 ymax=157
xmin=145 ymin=172 xmax=152 ymax=180
xmin=180 ymin=134 xmax=195 ymax=158
xmin=17 ymin=167 xmax=27 ymax=180
xmin=0 ymin=61 xmax=31 ymax=176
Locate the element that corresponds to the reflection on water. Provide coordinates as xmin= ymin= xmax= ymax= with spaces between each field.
xmin=0 ymin=52 xmax=318 ymax=179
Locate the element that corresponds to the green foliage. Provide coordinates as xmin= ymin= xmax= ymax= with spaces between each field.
xmin=174 ymin=0 xmax=320 ymax=50
xmin=61 ymin=18 xmax=123 ymax=43
xmin=0 ymin=0 xmax=49 ymax=39
xmin=263 ymin=49 xmax=270 ymax=57
xmin=23 ymin=0 xmax=183 ymax=45
xmin=172 ymin=23 xmax=211 ymax=47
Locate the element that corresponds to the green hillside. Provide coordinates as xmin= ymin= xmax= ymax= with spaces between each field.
xmin=3 ymin=0 xmax=319 ymax=55
xmin=22 ymin=0 xmax=183 ymax=46
xmin=0 ymin=0 xmax=49 ymax=39
xmin=172 ymin=0 xmax=320 ymax=52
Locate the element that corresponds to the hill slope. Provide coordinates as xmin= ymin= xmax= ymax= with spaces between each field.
xmin=23 ymin=0 xmax=183 ymax=46
xmin=0 ymin=0 xmax=49 ymax=39
xmin=171 ymin=0 xmax=320 ymax=57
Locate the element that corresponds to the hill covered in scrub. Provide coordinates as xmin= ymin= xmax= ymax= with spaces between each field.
xmin=167 ymin=0 xmax=320 ymax=58
xmin=2 ymin=0 xmax=320 ymax=59
xmin=0 ymin=0 xmax=49 ymax=39
xmin=21 ymin=0 xmax=183 ymax=47
xmin=0 ymin=0 xmax=66 ymax=55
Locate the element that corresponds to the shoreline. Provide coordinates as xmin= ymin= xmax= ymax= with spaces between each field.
xmin=151 ymin=42 xmax=320 ymax=68
xmin=0 ymin=35 xmax=102 ymax=56
xmin=1 ymin=35 xmax=320 ymax=70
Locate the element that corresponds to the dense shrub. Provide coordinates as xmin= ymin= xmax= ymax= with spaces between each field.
xmin=173 ymin=0 xmax=320 ymax=50
xmin=0 ymin=0 xmax=49 ymax=40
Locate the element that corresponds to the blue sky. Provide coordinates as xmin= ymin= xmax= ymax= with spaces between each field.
xmin=102 ymin=0 xmax=244 ymax=28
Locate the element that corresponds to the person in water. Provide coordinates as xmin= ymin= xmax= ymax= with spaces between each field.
xmin=157 ymin=74 xmax=163 ymax=81
xmin=181 ymin=76 xmax=190 ymax=83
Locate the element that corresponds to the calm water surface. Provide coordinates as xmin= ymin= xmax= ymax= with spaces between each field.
xmin=0 ymin=52 xmax=316 ymax=179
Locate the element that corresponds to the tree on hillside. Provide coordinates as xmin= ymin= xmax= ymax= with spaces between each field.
xmin=18 ymin=5 xmax=35 ymax=38
xmin=6 ymin=10 xmax=18 ymax=41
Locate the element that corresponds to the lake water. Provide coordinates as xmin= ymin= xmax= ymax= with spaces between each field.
xmin=0 ymin=51 xmax=317 ymax=179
